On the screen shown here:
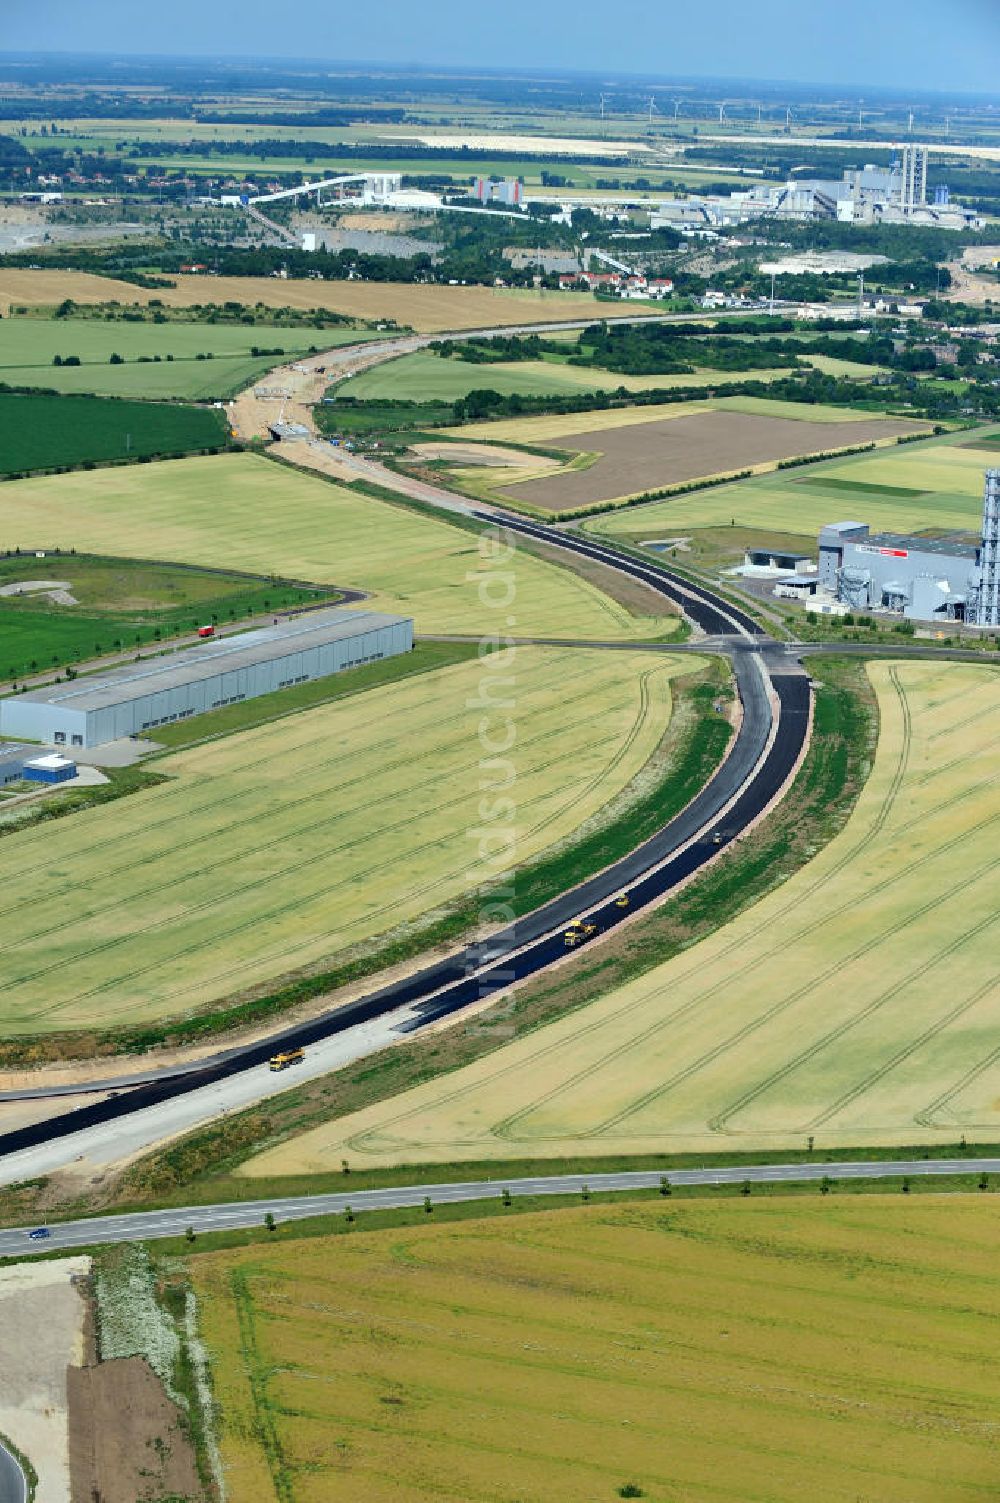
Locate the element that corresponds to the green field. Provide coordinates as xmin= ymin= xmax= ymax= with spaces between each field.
xmin=345 ymin=345 xmax=890 ymax=407
xmin=0 ymin=646 xmax=685 ymax=1036
xmin=0 ymin=392 xmax=230 ymax=474
xmin=343 ymin=348 xmax=797 ymax=404
xmin=0 ymin=553 xmax=334 ymax=682
xmin=0 ymin=453 xmax=670 ymax=638
xmin=190 ymin=1195 xmax=1000 ymax=1503
xmin=587 ymin=425 xmax=996 ymax=543
xmin=0 ymin=315 xmax=323 ymax=399
xmin=250 ymin=659 xmax=1000 ymax=1174
xmin=0 ymin=316 xmax=346 ymax=398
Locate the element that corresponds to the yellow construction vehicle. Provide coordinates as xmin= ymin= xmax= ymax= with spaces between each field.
xmin=614 ymin=894 xmax=630 ymax=909
xmin=269 ymin=1047 xmax=305 ymax=1071
xmin=564 ymin=920 xmax=598 ymax=947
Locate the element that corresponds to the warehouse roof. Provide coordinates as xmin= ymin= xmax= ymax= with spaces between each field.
xmin=11 ymin=609 xmax=411 ymax=714
xmin=862 ymin=532 xmax=980 ymax=561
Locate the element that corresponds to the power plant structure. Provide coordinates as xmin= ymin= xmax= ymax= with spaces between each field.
xmin=473 ymin=177 xmax=523 ymax=207
xmin=818 ymin=470 xmax=1000 ymax=626
xmin=898 ymin=144 xmax=928 ymax=213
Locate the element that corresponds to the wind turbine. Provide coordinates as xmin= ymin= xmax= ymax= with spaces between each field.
xmin=907 ymin=108 xmax=915 ymax=134
xmin=673 ymin=98 xmax=683 ymax=120
xmin=718 ymin=101 xmax=728 ymax=126
xmin=785 ymin=105 xmax=793 ymax=130
xmin=647 ymin=95 xmax=657 ymax=125
xmin=599 ymin=92 xmax=608 ymax=122
xmin=858 ymin=99 xmax=864 ymax=130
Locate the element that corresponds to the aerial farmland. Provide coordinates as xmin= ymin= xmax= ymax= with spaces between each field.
xmin=0 ymin=647 xmax=688 ymax=1037
xmin=587 ymin=423 xmax=1000 ymax=546
xmin=246 ymin=659 xmax=1000 ymax=1174
xmin=188 ymin=1196 xmax=1000 ymax=1503
xmin=3 ymin=32 xmax=1000 ymax=1503
xmin=0 ymin=452 xmax=675 ymax=638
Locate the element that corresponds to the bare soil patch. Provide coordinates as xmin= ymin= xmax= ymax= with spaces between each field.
xmin=411 ymin=441 xmax=542 ymax=468
xmin=500 ymin=409 xmax=924 ymax=511
xmin=0 ymin=1257 xmax=90 ymax=1503
xmin=516 ymin=533 xmax=678 ymax=621
xmin=69 ymin=1356 xmax=200 ymax=1503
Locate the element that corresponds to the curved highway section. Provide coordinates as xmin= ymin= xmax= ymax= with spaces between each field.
xmin=0 ymin=518 xmax=810 ymax=1166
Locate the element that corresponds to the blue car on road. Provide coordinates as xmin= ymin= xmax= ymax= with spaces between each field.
xmin=27 ymin=1227 xmax=50 ymax=1241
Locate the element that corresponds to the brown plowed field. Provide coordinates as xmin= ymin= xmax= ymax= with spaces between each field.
xmin=500 ymin=409 xmax=924 ymax=511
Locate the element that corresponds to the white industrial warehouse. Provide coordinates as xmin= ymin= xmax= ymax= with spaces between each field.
xmin=0 ymin=608 xmax=413 ymax=749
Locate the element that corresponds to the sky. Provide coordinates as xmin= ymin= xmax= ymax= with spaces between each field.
xmin=3 ymin=0 xmax=1000 ymax=95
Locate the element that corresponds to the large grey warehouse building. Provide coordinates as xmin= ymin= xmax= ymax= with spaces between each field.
xmin=0 ymin=608 xmax=413 ymax=749
xmin=818 ymin=469 xmax=1000 ymax=626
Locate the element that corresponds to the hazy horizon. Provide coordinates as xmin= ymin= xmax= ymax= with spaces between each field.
xmin=3 ymin=0 xmax=999 ymax=95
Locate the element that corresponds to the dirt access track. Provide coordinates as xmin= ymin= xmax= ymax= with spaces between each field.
xmin=499 ymin=408 xmax=927 ymax=511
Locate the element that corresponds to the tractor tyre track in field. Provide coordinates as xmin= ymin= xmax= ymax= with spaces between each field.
xmin=6 ymin=659 xmax=635 ymax=995
xmin=15 ymin=669 xmax=658 ymax=1026
xmin=487 ymin=666 xmax=916 ymax=1143
xmin=485 ymin=664 xmax=1000 ymax=1148
xmin=0 ymin=653 xmax=606 ymax=921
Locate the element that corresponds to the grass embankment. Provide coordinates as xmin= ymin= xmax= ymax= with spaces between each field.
xmin=181 ymin=1195 xmax=1000 ymax=1503
xmin=103 ymin=657 xmax=862 ymax=1207
xmin=0 ymin=552 xmax=336 ymax=683
xmin=0 ymin=646 xmax=689 ymax=1052
xmin=0 ymin=392 xmax=230 ymax=476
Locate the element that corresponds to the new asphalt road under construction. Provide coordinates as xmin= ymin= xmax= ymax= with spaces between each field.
xmin=0 ymin=511 xmax=811 ymax=1188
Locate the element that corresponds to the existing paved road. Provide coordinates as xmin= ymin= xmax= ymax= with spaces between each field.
xmin=0 ymin=1441 xmax=26 ymax=1503
xmin=2 ymin=1156 xmax=998 ymax=1258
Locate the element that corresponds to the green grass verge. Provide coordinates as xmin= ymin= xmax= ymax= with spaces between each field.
xmin=0 ymin=392 xmax=230 ymax=475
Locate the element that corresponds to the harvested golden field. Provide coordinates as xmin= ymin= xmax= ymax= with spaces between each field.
xmin=190 ymin=1195 xmax=1000 ymax=1503
xmin=0 ymin=453 xmax=667 ymax=640
xmin=249 ymin=660 xmax=1000 ymax=1174
xmin=0 ymin=268 xmax=629 ymax=332
xmin=446 ymin=394 xmax=894 ymax=447
xmin=0 ymin=647 xmax=685 ymax=1035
